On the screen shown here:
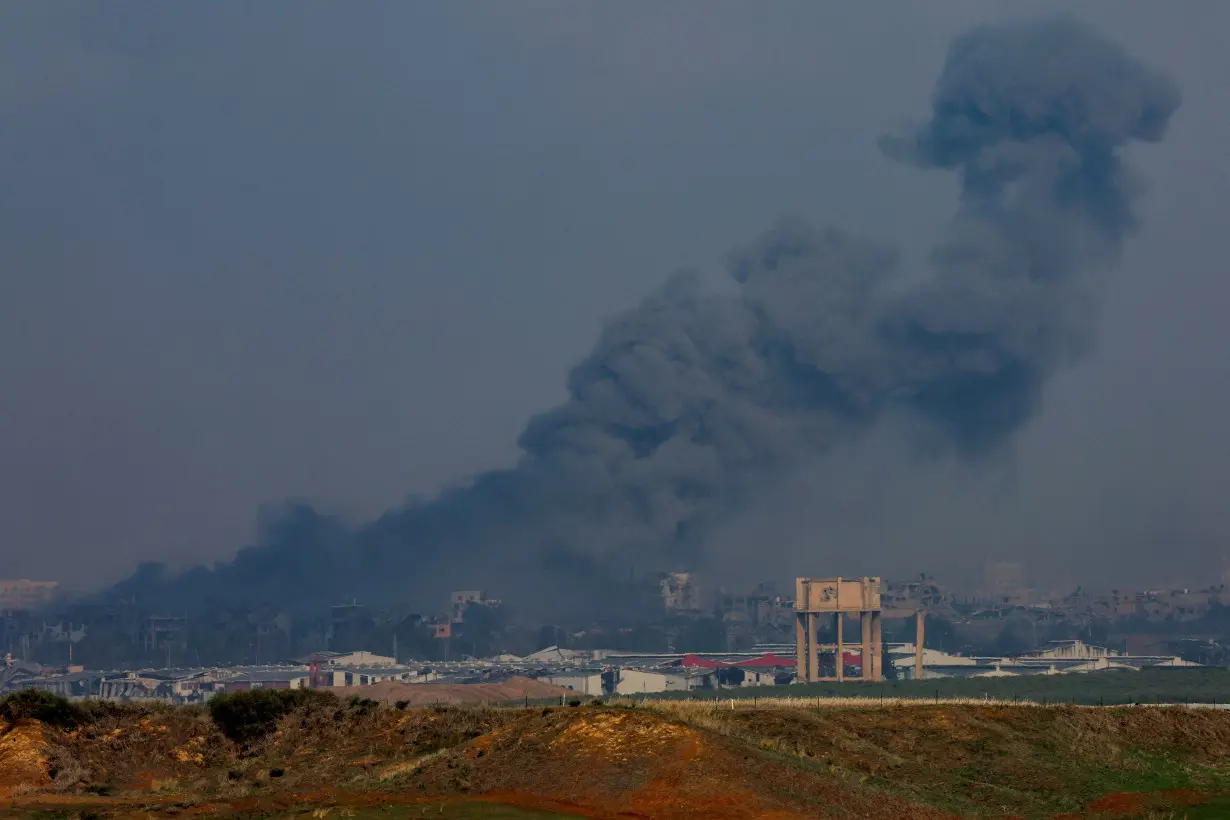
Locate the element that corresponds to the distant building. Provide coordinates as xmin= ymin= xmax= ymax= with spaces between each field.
xmin=254 ymin=610 xmax=292 ymax=639
xmin=524 ymin=645 xmax=588 ymax=663
xmin=660 ymin=572 xmax=703 ymax=613
xmin=41 ymin=621 xmax=87 ymax=644
xmin=140 ymin=615 xmax=187 ymax=653
xmin=328 ymin=602 xmax=375 ymax=651
xmin=0 ymin=658 xmax=43 ymax=693
xmin=2 ymin=609 xmax=37 ymax=656
xmin=716 ymin=583 xmax=778 ymax=626
xmin=218 ymin=669 xmax=311 ymax=692
xmin=325 ymin=650 xmax=396 ymax=667
xmin=0 ymin=580 xmax=59 ymax=610
xmin=323 ymin=665 xmax=415 ymax=687
xmin=616 ymin=667 xmax=713 ymax=695
xmin=301 ymin=652 xmax=414 ymax=688
xmin=541 ymin=670 xmax=605 ymax=696
xmin=891 ymin=639 xmax=1201 ymax=680
xmin=20 ymin=670 xmax=98 ymax=698
xmin=982 ymin=561 xmax=1029 ymax=606
xmin=882 ymin=576 xmax=953 ymax=616
xmin=450 ymin=590 xmax=501 ymax=623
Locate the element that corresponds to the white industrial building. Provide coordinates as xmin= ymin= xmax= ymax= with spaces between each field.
xmin=541 ymin=670 xmax=604 ymax=696
xmin=892 ymin=640 xmax=1200 ymax=679
xmin=615 ymin=667 xmax=713 ymax=695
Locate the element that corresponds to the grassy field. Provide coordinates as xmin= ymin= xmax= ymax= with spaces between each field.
xmin=10 ymin=688 xmax=1230 ymax=817
xmin=633 ymin=667 xmax=1230 ymax=706
xmin=646 ymin=698 xmax=1230 ymax=817
xmin=0 ymin=803 xmax=581 ymax=819
xmin=305 ymin=807 xmax=578 ymax=819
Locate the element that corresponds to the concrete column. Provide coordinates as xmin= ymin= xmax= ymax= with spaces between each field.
xmin=860 ymin=611 xmax=872 ymax=681
xmin=795 ymin=612 xmax=807 ymax=683
xmin=915 ymin=610 xmax=926 ymax=681
xmin=807 ymin=612 xmax=819 ymax=683
xmin=871 ymin=611 xmax=882 ymax=680
xmin=835 ymin=612 xmax=844 ymax=682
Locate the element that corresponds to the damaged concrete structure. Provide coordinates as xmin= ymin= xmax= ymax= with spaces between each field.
xmin=795 ymin=577 xmax=882 ymax=683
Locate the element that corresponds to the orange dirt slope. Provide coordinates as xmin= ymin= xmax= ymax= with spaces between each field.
xmin=0 ymin=719 xmax=51 ymax=797
xmin=407 ymin=707 xmax=954 ymax=820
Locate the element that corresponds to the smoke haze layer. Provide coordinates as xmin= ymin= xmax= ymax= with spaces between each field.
xmin=121 ymin=16 xmax=1179 ymax=615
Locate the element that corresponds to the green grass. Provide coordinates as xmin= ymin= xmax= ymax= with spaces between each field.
xmin=0 ymin=804 xmax=580 ymax=820
xmin=14 ymin=695 xmax=1230 ymax=818
xmin=927 ymin=751 xmax=1230 ymax=818
xmin=277 ymin=805 xmax=581 ymax=819
xmin=652 ymin=699 xmax=1230 ymax=818
xmin=642 ymin=667 xmax=1230 ymax=706
xmin=759 ymin=740 xmax=1230 ymax=818
xmin=1183 ymin=795 xmax=1230 ymax=818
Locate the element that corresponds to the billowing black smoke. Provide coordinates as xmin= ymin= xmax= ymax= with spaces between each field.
xmin=123 ymin=16 xmax=1179 ymax=616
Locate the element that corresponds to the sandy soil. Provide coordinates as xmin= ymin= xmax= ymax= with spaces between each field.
xmin=0 ymin=720 xmax=51 ymax=797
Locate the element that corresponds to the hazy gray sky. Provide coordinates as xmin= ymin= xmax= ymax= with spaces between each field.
xmin=2 ymin=1 xmax=1228 ymax=592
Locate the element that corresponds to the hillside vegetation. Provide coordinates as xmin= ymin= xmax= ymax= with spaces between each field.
xmin=645 ymin=668 xmax=1230 ymax=707
xmin=5 ymin=689 xmax=1230 ymax=818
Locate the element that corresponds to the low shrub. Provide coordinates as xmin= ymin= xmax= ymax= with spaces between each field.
xmin=46 ymin=745 xmax=87 ymax=792
xmin=0 ymin=689 xmax=89 ymax=729
xmin=207 ymin=688 xmax=336 ymax=745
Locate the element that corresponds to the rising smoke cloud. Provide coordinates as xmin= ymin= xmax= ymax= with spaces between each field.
xmin=129 ymin=16 xmax=1180 ymax=615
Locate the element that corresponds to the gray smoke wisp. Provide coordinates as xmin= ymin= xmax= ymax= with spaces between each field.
xmin=128 ymin=16 xmax=1179 ymax=615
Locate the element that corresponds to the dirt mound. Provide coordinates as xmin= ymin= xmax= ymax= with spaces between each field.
xmin=14 ymin=699 xmax=1230 ymax=818
xmin=52 ymin=707 xmax=234 ymax=795
xmin=652 ymin=702 xmax=1230 ymax=817
xmin=334 ymin=675 xmax=573 ymax=705
xmin=250 ymin=698 xmax=524 ymax=793
xmin=0 ymin=720 xmax=52 ymax=796
xmin=410 ymin=707 xmax=948 ymax=820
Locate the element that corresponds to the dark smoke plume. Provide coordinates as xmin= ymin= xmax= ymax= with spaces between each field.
xmin=121 ymin=16 xmax=1179 ymax=616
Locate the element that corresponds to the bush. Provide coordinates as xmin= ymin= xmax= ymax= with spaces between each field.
xmin=47 ymin=745 xmax=87 ymax=792
xmin=76 ymin=698 xmax=127 ymax=723
xmin=0 ymin=689 xmax=89 ymax=729
xmin=208 ymin=688 xmax=335 ymax=745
